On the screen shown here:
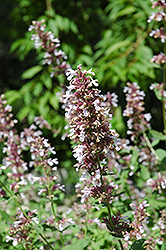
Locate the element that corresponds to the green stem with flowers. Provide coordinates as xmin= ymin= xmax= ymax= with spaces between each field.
xmin=97 ymin=154 xmax=124 ymax=250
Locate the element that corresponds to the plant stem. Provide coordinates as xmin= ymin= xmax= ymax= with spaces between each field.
xmin=106 ymin=202 xmax=115 ymax=231
xmin=46 ymin=0 xmax=53 ymax=14
xmin=143 ymin=132 xmax=159 ymax=161
xmin=0 ymin=180 xmax=54 ymax=250
xmin=47 ymin=181 xmax=64 ymax=247
xmin=118 ymin=239 xmax=125 ymax=250
xmin=96 ymin=153 xmax=124 ymax=250
xmin=106 ymin=202 xmax=124 ymax=250
xmin=50 ymin=197 xmax=64 ymax=247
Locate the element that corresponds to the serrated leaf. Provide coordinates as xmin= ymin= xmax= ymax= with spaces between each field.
xmin=22 ymin=65 xmax=42 ymax=79
xmin=130 ymin=239 xmax=145 ymax=250
xmin=62 ymin=239 xmax=90 ymax=250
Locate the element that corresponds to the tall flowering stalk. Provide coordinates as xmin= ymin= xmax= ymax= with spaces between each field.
xmin=29 ymin=20 xmax=69 ymax=78
xmin=64 ymin=65 xmax=120 ymax=175
xmin=63 ymin=65 xmax=131 ymax=249
xmin=123 ymin=82 xmax=158 ymax=170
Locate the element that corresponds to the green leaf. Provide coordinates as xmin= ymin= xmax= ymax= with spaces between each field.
xmin=22 ymin=65 xmax=42 ymax=79
xmin=151 ymin=139 xmax=160 ymax=147
xmin=10 ymin=38 xmax=25 ymax=53
xmin=115 ymin=6 xmax=136 ymax=18
xmin=156 ymin=148 xmax=166 ymax=161
xmin=33 ymin=82 xmax=43 ymax=97
xmin=0 ymin=210 xmax=11 ymax=223
xmin=19 ymin=186 xmax=32 ymax=192
xmin=17 ymin=106 xmax=31 ymax=121
xmin=105 ymin=40 xmax=131 ymax=58
xmin=4 ymin=90 xmax=21 ymax=104
xmin=149 ymin=130 xmax=166 ymax=141
xmin=130 ymin=148 xmax=139 ymax=169
xmin=61 ymin=239 xmax=90 ymax=250
xmin=31 ymin=221 xmax=43 ymax=234
xmin=130 ymin=239 xmax=145 ymax=250
xmin=140 ymin=165 xmax=150 ymax=180
xmin=148 ymin=198 xmax=166 ymax=209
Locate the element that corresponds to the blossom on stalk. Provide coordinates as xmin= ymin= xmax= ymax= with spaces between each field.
xmin=102 ymin=215 xmax=131 ymax=238
xmin=151 ymin=0 xmax=166 ymax=9
xmin=2 ymin=132 xmax=28 ymax=180
xmin=150 ymin=82 xmax=166 ymax=105
xmin=6 ymin=210 xmax=39 ymax=249
xmin=0 ymin=94 xmax=17 ymax=141
xmin=63 ymin=65 xmax=120 ymax=176
xmin=29 ymin=20 xmax=69 ymax=77
xmin=123 ymin=82 xmax=151 ymax=142
xmin=146 ymin=173 xmax=166 ymax=193
xmin=123 ymin=82 xmax=157 ymax=170
xmin=150 ymin=52 xmax=166 ymax=64
xmin=153 ymin=209 xmax=166 ymax=238
xmin=90 ymin=182 xmax=115 ymax=204
xmin=149 ymin=28 xmax=166 ymax=43
xmin=148 ymin=11 xmax=166 ymax=23
xmin=124 ymin=201 xmax=150 ymax=242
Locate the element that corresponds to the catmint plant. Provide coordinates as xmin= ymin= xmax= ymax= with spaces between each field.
xmin=63 ymin=64 xmax=132 ymax=249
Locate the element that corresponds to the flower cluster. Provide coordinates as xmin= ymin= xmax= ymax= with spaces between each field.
xmin=6 ymin=210 xmax=39 ymax=249
xmin=148 ymin=11 xmax=166 ymax=23
xmin=102 ymin=215 xmax=131 ymax=238
xmin=148 ymin=1 xmax=166 ymax=43
xmin=0 ymin=94 xmax=17 ymax=141
xmin=150 ymin=52 xmax=166 ymax=64
xmin=0 ymin=95 xmax=63 ymax=199
xmin=29 ymin=20 xmax=69 ymax=77
xmin=123 ymin=82 xmax=157 ymax=170
xmin=124 ymin=201 xmax=150 ymax=242
xmin=123 ymin=82 xmax=151 ymax=142
xmin=149 ymin=28 xmax=166 ymax=43
xmin=146 ymin=173 xmax=166 ymax=193
xmin=63 ymin=65 xmax=120 ymax=176
xmin=90 ymin=182 xmax=115 ymax=204
xmin=151 ymin=0 xmax=166 ymax=9
xmin=153 ymin=209 xmax=166 ymax=237
xmin=2 ymin=132 xmax=28 ymax=180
